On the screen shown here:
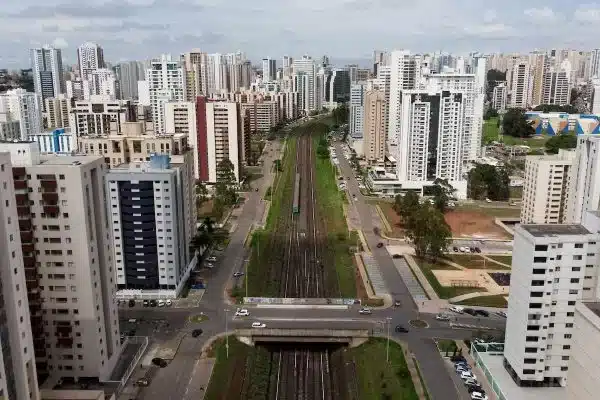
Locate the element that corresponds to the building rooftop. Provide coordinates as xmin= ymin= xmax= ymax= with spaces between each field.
xmin=520 ymin=224 xmax=591 ymax=237
xmin=39 ymin=154 xmax=102 ymax=166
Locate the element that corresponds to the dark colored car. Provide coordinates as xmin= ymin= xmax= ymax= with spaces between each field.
xmin=475 ymin=247 xmax=481 ymax=253
xmin=451 ymin=355 xmax=467 ymax=363
xmin=127 ymin=329 xmax=136 ymax=337
xmin=143 ymin=300 xmax=149 ymax=307
xmin=467 ymin=385 xmax=485 ymax=394
xmin=149 ymin=300 xmax=157 ymax=307
xmin=475 ymin=309 xmax=490 ymax=317
xmin=394 ymin=300 xmax=402 ymax=307
xmin=453 ymin=247 xmax=459 ymax=252
xmin=376 ymin=242 xmax=384 ymax=248
xmin=192 ymin=329 xmax=203 ymax=338
xmin=395 ymin=325 xmax=409 ymax=333
xmin=152 ymin=357 xmax=168 ymax=368
xmin=463 ymin=308 xmax=477 ymax=316
xmin=392 ymin=254 xmax=401 ymax=259
xmin=128 ymin=299 xmax=136 ymax=308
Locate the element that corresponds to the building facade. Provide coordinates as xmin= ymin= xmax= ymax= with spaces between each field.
xmin=0 ymin=153 xmax=40 ymax=400
xmin=0 ymin=89 xmax=43 ymax=140
xmin=349 ymin=83 xmax=365 ymax=138
xmin=107 ymin=153 xmax=196 ymax=298
xmin=77 ymin=42 xmax=105 ymax=82
xmin=70 ymin=99 xmax=134 ymax=137
xmin=0 ymin=142 xmax=121 ymax=382
xmin=510 ymin=62 xmax=532 ymax=108
xmin=521 ymin=151 xmax=574 ymax=224
xmin=566 ymin=135 xmax=600 ymax=224
xmin=567 ymin=301 xmax=600 ymax=400
xmin=262 ymin=58 xmax=276 ymax=81
xmin=30 ymin=47 xmax=64 ymax=109
xmin=363 ymin=90 xmax=386 ymax=163
xmin=44 ymin=95 xmax=71 ymax=129
xmin=492 ymin=82 xmax=507 ymax=111
xmin=146 ymin=55 xmax=185 ymax=134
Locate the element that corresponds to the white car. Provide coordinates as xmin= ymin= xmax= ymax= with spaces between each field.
xmin=460 ymin=371 xmax=477 ymax=381
xmin=206 ymin=263 xmax=215 ymax=269
xmin=436 ymin=313 xmax=451 ymax=321
xmin=463 ymin=378 xmax=478 ymax=386
xmin=207 ymin=256 xmax=217 ymax=262
xmin=450 ymin=306 xmax=465 ymax=314
xmin=235 ymin=308 xmax=249 ymax=317
xmin=471 ymin=392 xmax=488 ymax=400
xmin=165 ymin=299 xmax=172 ymax=307
xmin=157 ymin=300 xmax=165 ymax=307
xmin=251 ymin=322 xmax=266 ymax=328
xmin=358 ymin=307 xmax=372 ymax=315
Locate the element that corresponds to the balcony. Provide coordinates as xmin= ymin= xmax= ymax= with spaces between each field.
xmin=22 ymin=243 xmax=35 ymax=253
xmin=56 ymin=338 xmax=73 ymax=348
xmin=55 ymin=326 xmax=73 ymax=337
xmin=23 ymin=256 xmax=35 ymax=268
xmin=24 ymin=268 xmax=37 ymax=281
xmin=12 ymin=167 xmax=26 ymax=177
xmin=15 ymin=193 xmax=29 ymax=203
xmin=20 ymin=231 xmax=33 ymax=243
xmin=43 ymin=205 xmax=59 ymax=214
xmin=41 ymin=192 xmax=59 ymax=203
xmin=19 ymin=219 xmax=32 ymax=231
xmin=17 ymin=206 xmax=30 ymax=218
xmin=13 ymin=180 xmax=27 ymax=190
xmin=40 ymin=180 xmax=57 ymax=191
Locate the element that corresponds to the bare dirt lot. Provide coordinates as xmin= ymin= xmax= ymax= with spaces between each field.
xmin=445 ymin=210 xmax=512 ymax=239
xmin=378 ymin=202 xmax=405 ymax=238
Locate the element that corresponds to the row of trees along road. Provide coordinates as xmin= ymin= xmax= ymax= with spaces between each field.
xmin=393 ymin=181 xmax=453 ymax=261
xmin=467 ymin=164 xmax=511 ymax=201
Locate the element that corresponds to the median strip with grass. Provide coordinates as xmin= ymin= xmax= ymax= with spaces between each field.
xmin=416 ymin=258 xmax=483 ymax=299
xmin=445 ymin=254 xmax=511 ymax=270
xmin=455 ymin=294 xmax=508 ymax=308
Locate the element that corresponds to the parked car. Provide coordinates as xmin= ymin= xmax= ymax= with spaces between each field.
xmin=474 ymin=247 xmax=481 ymax=253
xmin=207 ymin=256 xmax=217 ymax=262
xmin=470 ymin=392 xmax=488 ymax=400
xmin=450 ymin=306 xmax=465 ymax=314
xmin=475 ymin=309 xmax=489 ymax=317
xmin=191 ymin=329 xmax=203 ymax=338
xmin=467 ymin=385 xmax=485 ymax=394
xmin=233 ymin=272 xmax=244 ymax=277
xmin=496 ymin=311 xmax=507 ymax=318
xmin=235 ymin=308 xmax=250 ymax=317
xmin=453 ymin=247 xmax=459 ymax=252
xmin=128 ymin=299 xmax=136 ymax=308
xmin=459 ymin=370 xmax=477 ymax=381
xmin=206 ymin=263 xmax=215 ymax=269
xmin=450 ymin=355 xmax=467 ymax=363
xmin=251 ymin=322 xmax=266 ymax=328
xmin=463 ymin=378 xmax=478 ymax=386
xmin=394 ymin=300 xmax=402 ymax=307
xmin=435 ymin=313 xmax=450 ymax=321
xmin=135 ymin=378 xmax=150 ymax=387
xmin=376 ymin=242 xmax=384 ymax=248
xmin=358 ymin=307 xmax=372 ymax=315
xmin=395 ymin=325 xmax=409 ymax=333
xmin=143 ymin=300 xmax=149 ymax=307
xmin=149 ymin=300 xmax=157 ymax=307
xmin=157 ymin=300 xmax=165 ymax=307
xmin=165 ymin=299 xmax=172 ymax=307
xmin=463 ymin=308 xmax=477 ymax=316
xmin=392 ymin=254 xmax=401 ymax=259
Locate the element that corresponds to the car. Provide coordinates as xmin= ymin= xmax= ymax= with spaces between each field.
xmin=436 ymin=313 xmax=450 ymax=321
xmin=459 ymin=247 xmax=467 ymax=252
xmin=496 ymin=311 xmax=507 ymax=318
xmin=473 ymin=338 xmax=487 ymax=345
xmin=251 ymin=322 xmax=266 ymax=328
xmin=206 ymin=263 xmax=215 ymax=269
xmin=455 ymin=363 xmax=470 ymax=371
xmin=157 ymin=300 xmax=165 ymax=307
xmin=376 ymin=242 xmax=384 ymax=248
xmin=450 ymin=306 xmax=465 ymax=314
xmin=450 ymin=355 xmax=467 ymax=363
xmin=233 ymin=272 xmax=244 ymax=277
xmin=394 ymin=300 xmax=402 ymax=307
xmin=149 ymin=300 xmax=157 ymax=307
xmin=470 ymin=392 xmax=488 ymax=400
xmin=474 ymin=247 xmax=481 ymax=253
xmin=135 ymin=378 xmax=150 ymax=387
xmin=460 ymin=371 xmax=477 ymax=381
xmin=453 ymin=246 xmax=459 ymax=252
xmin=463 ymin=378 xmax=478 ymax=386
xmin=358 ymin=307 xmax=372 ymax=315
xmin=143 ymin=300 xmax=149 ymax=307
xmin=127 ymin=329 xmax=136 ymax=337
xmin=392 ymin=254 xmax=401 ymax=259
xmin=128 ymin=299 xmax=136 ymax=308
xmin=255 ymin=188 xmax=259 ymax=192
xmin=475 ymin=309 xmax=489 ymax=317
xmin=165 ymin=299 xmax=172 ymax=307
xmin=485 ymin=198 xmax=492 ymax=203
xmin=207 ymin=256 xmax=217 ymax=262
xmin=467 ymin=385 xmax=485 ymax=394
xmin=151 ymin=357 xmax=168 ymax=368
xmin=235 ymin=308 xmax=250 ymax=317
xmin=463 ymin=308 xmax=477 ymax=316
xmin=191 ymin=329 xmax=203 ymax=338
xmin=395 ymin=325 xmax=409 ymax=333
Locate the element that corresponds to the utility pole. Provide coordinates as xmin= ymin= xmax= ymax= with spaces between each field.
xmin=225 ymin=308 xmax=229 ymax=359
xmin=386 ymin=317 xmax=392 ymax=363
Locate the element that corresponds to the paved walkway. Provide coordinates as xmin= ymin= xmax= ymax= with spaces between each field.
xmin=404 ymin=255 xmax=439 ymax=300
xmin=449 ymin=291 xmax=491 ymax=303
xmin=183 ymin=358 xmax=215 ymax=400
xmin=392 ymin=257 xmax=429 ymax=302
xmin=361 ymin=252 xmax=389 ymax=296
xmin=481 ymin=254 xmax=511 ymax=268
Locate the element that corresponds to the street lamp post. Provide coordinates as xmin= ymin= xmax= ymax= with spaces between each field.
xmin=386 ymin=317 xmax=392 ymax=363
xmin=224 ymin=308 xmax=229 ymax=359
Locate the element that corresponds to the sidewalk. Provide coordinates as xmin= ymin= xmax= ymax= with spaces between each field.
xmin=455 ymin=341 xmax=498 ymax=400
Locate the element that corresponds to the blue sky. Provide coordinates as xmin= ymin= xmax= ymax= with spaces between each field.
xmin=0 ymin=0 xmax=599 ymax=67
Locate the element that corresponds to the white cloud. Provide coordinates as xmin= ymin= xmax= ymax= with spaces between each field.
xmin=524 ymin=7 xmax=557 ymax=20
xmin=52 ymin=37 xmax=69 ymax=48
xmin=574 ymin=4 xmax=600 ymax=21
xmin=463 ymin=23 xmax=517 ymax=38
xmin=483 ymin=9 xmax=497 ymax=23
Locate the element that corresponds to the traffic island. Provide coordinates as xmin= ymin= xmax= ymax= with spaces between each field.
xmin=409 ymin=320 xmax=429 ymax=329
xmin=189 ymin=313 xmax=210 ymax=323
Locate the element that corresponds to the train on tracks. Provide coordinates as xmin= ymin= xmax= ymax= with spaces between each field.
xmin=292 ymin=172 xmax=300 ymax=214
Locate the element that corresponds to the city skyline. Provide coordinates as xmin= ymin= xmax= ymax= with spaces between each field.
xmin=1 ymin=1 xmax=600 ymax=66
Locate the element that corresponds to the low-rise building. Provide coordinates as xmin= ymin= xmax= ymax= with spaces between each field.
xmin=29 ymin=128 xmax=75 ymax=153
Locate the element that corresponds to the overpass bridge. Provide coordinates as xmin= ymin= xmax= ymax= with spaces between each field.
xmin=235 ymin=328 xmax=370 ymax=347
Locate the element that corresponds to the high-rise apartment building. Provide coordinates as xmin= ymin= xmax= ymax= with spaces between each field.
xmin=0 ymin=89 xmax=43 ymax=140
xmin=510 ymin=62 xmax=533 ymax=108
xmin=164 ymin=102 xmax=198 ymax=178
xmin=504 ymin=222 xmax=600 ymax=387
xmin=387 ymin=50 xmax=420 ymax=147
xmin=262 ymin=58 xmax=276 ymax=81
xmin=0 ymin=142 xmax=122 ymax=382
xmin=146 ymin=55 xmax=185 ymax=134
xmin=84 ymin=68 xmax=117 ymax=101
xmin=521 ymin=151 xmax=575 ymax=224
xmin=77 ymin=42 xmax=105 ymax=81
xmin=589 ymin=49 xmax=600 ymax=79
xmin=363 ymin=90 xmax=386 ymax=163
xmin=566 ymin=135 xmax=600 ymax=224
xmin=492 ymin=82 xmax=508 ymax=111
xmin=326 ymin=69 xmax=351 ymax=104
xmin=0 ymin=114 xmax=21 ymax=141
xmin=541 ymin=68 xmax=571 ymax=106
xmin=0 ymin=153 xmax=40 ymax=400
xmin=181 ymin=51 xmax=206 ymax=101
xmin=107 ymin=152 xmax=196 ymax=297
xmin=114 ymin=61 xmax=145 ymax=100
xmin=567 ymin=301 xmax=600 ymax=400
xmin=293 ymin=56 xmax=317 ymax=113
xmin=197 ymin=101 xmax=248 ymax=182
xmin=30 ymin=47 xmax=65 ymax=109
xmin=529 ymin=52 xmax=549 ymax=107
xmin=282 ymin=56 xmax=293 ymax=79
xmin=70 ymin=99 xmax=134 ymax=137
xmin=44 ymin=95 xmax=71 ymax=129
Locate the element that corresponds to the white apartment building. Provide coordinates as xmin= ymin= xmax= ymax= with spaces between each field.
xmin=0 ymin=153 xmax=40 ymax=400
xmin=0 ymin=89 xmax=43 ymax=140
xmin=262 ymin=58 xmax=276 ymax=81
xmin=592 ymin=78 xmax=600 ymax=114
xmin=65 ymin=79 xmax=84 ymax=101
xmin=510 ymin=62 xmax=533 ymax=108
xmin=349 ymin=83 xmax=365 ymax=138
xmin=504 ymin=222 xmax=600 ymax=388
xmin=521 ymin=150 xmax=575 ymax=224
xmin=541 ymin=68 xmax=571 ymax=106
xmin=293 ymin=56 xmax=317 ymax=113
xmin=589 ymin=49 xmax=600 ymax=79
xmin=566 ymin=135 xmax=600 ymax=224
xmin=107 ymin=152 xmax=196 ymax=298
xmin=164 ymin=102 xmax=198 ymax=178
xmin=492 ymin=82 xmax=507 ymax=111
xmin=282 ymin=55 xmax=293 ymax=79
xmin=84 ymin=68 xmax=117 ymax=101
xmin=30 ymin=128 xmax=76 ymax=154
xmin=77 ymin=42 xmax=105 ymax=81
xmin=70 ymin=99 xmax=133 ymax=137
xmin=567 ymin=301 xmax=600 ymax=400
xmin=0 ymin=142 xmax=121 ymax=382
xmin=44 ymin=95 xmax=70 ymax=129
xmin=363 ymin=90 xmax=386 ymax=163
xmin=30 ymin=47 xmax=64 ymax=108
xmin=205 ymin=102 xmax=248 ymax=182
xmin=387 ymin=50 xmax=420 ymax=146
xmin=147 ymin=55 xmax=185 ymax=134
xmin=0 ymin=114 xmax=21 ymax=141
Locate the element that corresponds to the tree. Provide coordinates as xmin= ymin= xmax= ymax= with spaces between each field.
xmin=501 ymin=108 xmax=535 ymax=138
xmin=430 ymin=178 xmax=456 ymax=213
xmin=467 ymin=164 xmax=510 ymax=201
xmin=404 ymin=204 xmax=451 ymax=260
xmin=393 ymin=191 xmax=420 ymax=227
xmin=332 ymin=103 xmax=349 ymax=125
xmin=316 ymin=135 xmax=330 ymax=158
xmin=544 ymin=133 xmax=577 ymax=154
xmin=484 ymin=108 xmax=498 ymax=120
xmin=215 ymin=159 xmax=237 ymax=206
xmin=533 ymin=104 xmax=578 ymax=114
xmin=486 ymin=69 xmax=506 ymax=82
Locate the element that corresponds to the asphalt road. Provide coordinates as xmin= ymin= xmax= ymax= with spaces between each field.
xmin=118 ymin=138 xmax=505 ymax=400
